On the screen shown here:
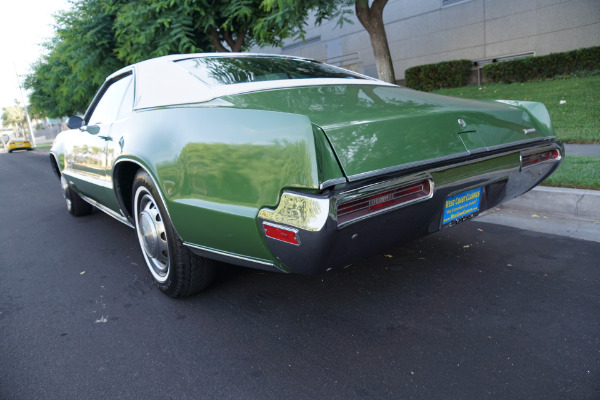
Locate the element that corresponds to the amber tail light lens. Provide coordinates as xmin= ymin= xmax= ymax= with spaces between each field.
xmin=337 ymin=179 xmax=432 ymax=225
xmin=521 ymin=149 xmax=561 ymax=168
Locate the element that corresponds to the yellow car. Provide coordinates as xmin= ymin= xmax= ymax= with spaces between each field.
xmin=7 ymin=138 xmax=33 ymax=153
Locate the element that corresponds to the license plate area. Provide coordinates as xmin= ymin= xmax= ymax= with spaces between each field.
xmin=442 ymin=187 xmax=482 ymax=227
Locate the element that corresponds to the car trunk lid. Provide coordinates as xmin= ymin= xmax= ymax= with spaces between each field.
xmin=223 ymin=84 xmax=547 ymax=180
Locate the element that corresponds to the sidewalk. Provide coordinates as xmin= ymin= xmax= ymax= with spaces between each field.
xmin=565 ymin=144 xmax=600 ymax=156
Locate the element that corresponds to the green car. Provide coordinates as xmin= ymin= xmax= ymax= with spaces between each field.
xmin=50 ymin=54 xmax=563 ymax=297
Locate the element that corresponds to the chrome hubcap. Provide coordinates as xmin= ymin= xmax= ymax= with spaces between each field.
xmin=135 ymin=191 xmax=169 ymax=281
xmin=61 ymin=176 xmax=72 ymax=211
xmin=139 ymin=211 xmax=159 ymax=258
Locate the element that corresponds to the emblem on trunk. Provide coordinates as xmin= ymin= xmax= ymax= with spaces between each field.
xmin=523 ymin=128 xmax=537 ymax=134
xmin=457 ymin=118 xmax=467 ymax=128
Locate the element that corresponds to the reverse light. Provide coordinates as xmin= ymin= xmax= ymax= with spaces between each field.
xmin=521 ymin=149 xmax=561 ymax=168
xmin=337 ymin=179 xmax=433 ymax=225
xmin=263 ymin=222 xmax=300 ymax=245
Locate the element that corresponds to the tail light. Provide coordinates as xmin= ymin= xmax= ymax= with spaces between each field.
xmin=337 ymin=179 xmax=433 ymax=225
xmin=263 ymin=222 xmax=300 ymax=245
xmin=521 ymin=149 xmax=561 ymax=168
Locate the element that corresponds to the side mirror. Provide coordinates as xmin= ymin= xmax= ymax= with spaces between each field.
xmin=66 ymin=116 xmax=84 ymax=129
xmin=82 ymin=125 xmax=101 ymax=135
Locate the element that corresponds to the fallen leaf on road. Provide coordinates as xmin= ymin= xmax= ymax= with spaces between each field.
xmin=531 ymin=214 xmax=540 ymax=218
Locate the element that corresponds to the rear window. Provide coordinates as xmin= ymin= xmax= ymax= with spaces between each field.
xmin=176 ymin=56 xmax=364 ymax=86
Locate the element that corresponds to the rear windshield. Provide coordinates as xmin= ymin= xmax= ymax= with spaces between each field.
xmin=176 ymin=56 xmax=365 ymax=86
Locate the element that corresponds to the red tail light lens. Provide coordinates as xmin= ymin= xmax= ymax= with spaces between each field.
xmin=263 ymin=223 xmax=300 ymax=245
xmin=337 ymin=179 xmax=433 ymax=225
xmin=521 ymin=149 xmax=561 ymax=168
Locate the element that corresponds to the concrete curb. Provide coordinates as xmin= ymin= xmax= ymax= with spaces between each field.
xmin=501 ymin=186 xmax=600 ymax=220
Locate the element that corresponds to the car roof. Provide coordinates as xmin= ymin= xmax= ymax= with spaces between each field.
xmin=106 ymin=53 xmax=392 ymax=110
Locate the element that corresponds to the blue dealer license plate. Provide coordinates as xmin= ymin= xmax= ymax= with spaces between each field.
xmin=442 ymin=187 xmax=482 ymax=226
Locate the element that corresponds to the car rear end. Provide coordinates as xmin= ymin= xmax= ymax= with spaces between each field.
xmin=258 ymin=139 xmax=561 ymax=274
xmin=227 ymin=85 xmax=563 ymax=274
xmin=8 ymin=138 xmax=33 ymax=152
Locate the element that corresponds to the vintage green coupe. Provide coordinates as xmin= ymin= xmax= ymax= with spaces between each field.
xmin=50 ymin=54 xmax=563 ymax=297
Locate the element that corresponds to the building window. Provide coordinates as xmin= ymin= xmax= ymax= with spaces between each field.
xmin=442 ymin=0 xmax=472 ymax=7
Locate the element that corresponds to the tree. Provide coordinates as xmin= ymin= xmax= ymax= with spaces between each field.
xmin=2 ymin=101 xmax=26 ymax=137
xmin=355 ymin=0 xmax=395 ymax=83
xmin=258 ymin=0 xmax=396 ymax=83
xmin=112 ymin=0 xmax=299 ymax=63
xmin=27 ymin=0 xmax=309 ymax=117
xmin=25 ymin=0 xmax=124 ymax=117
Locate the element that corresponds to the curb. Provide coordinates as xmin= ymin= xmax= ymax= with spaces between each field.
xmin=501 ymin=186 xmax=600 ymax=220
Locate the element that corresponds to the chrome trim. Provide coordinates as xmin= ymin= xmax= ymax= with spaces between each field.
xmin=183 ymin=242 xmax=284 ymax=272
xmin=112 ymin=158 xmax=173 ymax=223
xmin=78 ymin=193 xmax=134 ymax=228
xmin=260 ymin=147 xmax=562 ymax=275
xmin=520 ymin=144 xmax=562 ymax=169
xmin=258 ymin=192 xmax=331 ymax=232
xmin=262 ymin=222 xmax=301 ymax=246
xmin=319 ymin=177 xmax=347 ymax=190
xmin=346 ymin=137 xmax=557 ymax=182
xmin=335 ymin=175 xmax=435 ymax=228
xmin=63 ymin=169 xmax=114 ymax=189
xmin=483 ymin=137 xmax=556 ymax=153
xmin=346 ymin=152 xmax=470 ymax=182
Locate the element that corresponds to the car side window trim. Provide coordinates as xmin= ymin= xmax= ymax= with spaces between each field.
xmin=84 ymin=70 xmax=134 ymax=126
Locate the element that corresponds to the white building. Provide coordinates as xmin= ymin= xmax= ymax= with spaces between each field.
xmin=256 ymin=0 xmax=600 ymax=82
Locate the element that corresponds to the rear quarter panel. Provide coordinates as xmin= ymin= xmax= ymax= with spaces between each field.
xmin=116 ymin=106 xmax=328 ymax=261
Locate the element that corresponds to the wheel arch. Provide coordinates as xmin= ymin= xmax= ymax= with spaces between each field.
xmin=113 ymin=158 xmax=171 ymax=226
xmin=113 ymin=159 xmax=143 ymax=222
xmin=49 ymin=153 xmax=61 ymax=180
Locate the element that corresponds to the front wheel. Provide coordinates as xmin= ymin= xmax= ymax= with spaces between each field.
xmin=132 ymin=170 xmax=216 ymax=297
xmin=61 ymin=176 xmax=93 ymax=216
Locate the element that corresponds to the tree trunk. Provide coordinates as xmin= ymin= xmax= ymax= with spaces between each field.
xmin=210 ymin=27 xmax=247 ymax=52
xmin=355 ymin=0 xmax=396 ymax=84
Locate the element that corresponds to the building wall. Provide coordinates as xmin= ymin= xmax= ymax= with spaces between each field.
xmin=254 ymin=0 xmax=600 ymax=80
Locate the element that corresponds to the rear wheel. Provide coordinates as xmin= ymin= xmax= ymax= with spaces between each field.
xmin=132 ymin=170 xmax=216 ymax=297
xmin=61 ymin=176 xmax=93 ymax=216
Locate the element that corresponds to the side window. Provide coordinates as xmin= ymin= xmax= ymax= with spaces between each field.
xmin=116 ymin=77 xmax=134 ymax=121
xmin=87 ymin=74 xmax=133 ymax=126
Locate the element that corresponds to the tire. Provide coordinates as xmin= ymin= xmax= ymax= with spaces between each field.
xmin=132 ymin=170 xmax=216 ymax=297
xmin=61 ymin=176 xmax=93 ymax=216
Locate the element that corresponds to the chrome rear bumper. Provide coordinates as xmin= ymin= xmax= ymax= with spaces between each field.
xmin=259 ymin=141 xmax=563 ymax=275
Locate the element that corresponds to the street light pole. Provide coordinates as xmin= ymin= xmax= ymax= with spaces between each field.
xmin=13 ymin=63 xmax=36 ymax=148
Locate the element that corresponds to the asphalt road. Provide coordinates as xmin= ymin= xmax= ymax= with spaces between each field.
xmin=1 ymin=150 xmax=599 ymax=400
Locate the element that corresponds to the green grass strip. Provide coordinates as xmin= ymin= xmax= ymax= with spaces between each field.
xmin=542 ymin=156 xmax=600 ymax=190
xmin=433 ymin=75 xmax=600 ymax=144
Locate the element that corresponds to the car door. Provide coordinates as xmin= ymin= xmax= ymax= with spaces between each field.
xmin=68 ymin=72 xmax=133 ymax=208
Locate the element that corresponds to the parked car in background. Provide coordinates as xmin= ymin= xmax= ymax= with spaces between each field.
xmin=8 ymin=138 xmax=33 ymax=153
xmin=50 ymin=53 xmax=563 ymax=297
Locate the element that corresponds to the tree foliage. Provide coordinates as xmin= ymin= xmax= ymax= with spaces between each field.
xmin=2 ymin=101 xmax=27 ymax=136
xmin=27 ymin=0 xmax=318 ymax=117
xmin=26 ymin=0 xmax=397 ymax=118
xmin=25 ymin=0 xmax=123 ymax=117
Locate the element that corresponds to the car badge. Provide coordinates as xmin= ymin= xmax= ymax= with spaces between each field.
xmin=457 ymin=118 xmax=467 ymax=128
xmin=523 ymin=128 xmax=537 ymax=135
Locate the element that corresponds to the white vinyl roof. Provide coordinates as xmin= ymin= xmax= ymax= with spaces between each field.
xmin=105 ymin=53 xmax=393 ymax=110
